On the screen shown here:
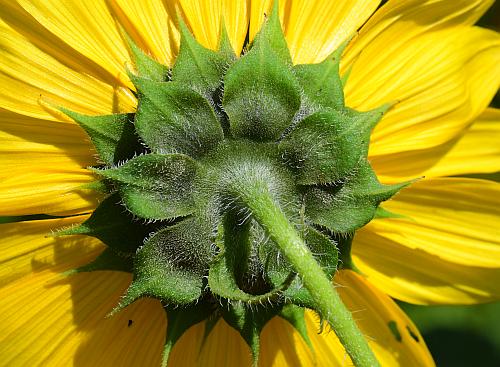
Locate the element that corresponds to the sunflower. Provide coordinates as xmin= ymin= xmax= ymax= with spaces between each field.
xmin=1 ymin=0 xmax=499 ymax=366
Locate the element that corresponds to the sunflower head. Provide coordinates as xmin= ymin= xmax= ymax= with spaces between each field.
xmin=57 ymin=4 xmax=407 ymax=365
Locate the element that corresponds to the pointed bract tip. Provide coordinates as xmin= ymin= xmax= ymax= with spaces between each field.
xmin=125 ymin=66 xmax=140 ymax=85
xmin=161 ymin=342 xmax=174 ymax=367
xmin=50 ymin=224 xmax=86 ymax=238
xmin=107 ymin=299 xmax=131 ymax=318
xmin=248 ymin=0 xmax=291 ymax=64
xmin=270 ymin=0 xmax=280 ymax=20
xmin=330 ymin=32 xmax=356 ymax=62
xmin=108 ymin=282 xmax=143 ymax=318
xmin=374 ymin=206 xmax=406 ymax=220
xmin=61 ymin=268 xmax=78 ymax=277
xmin=218 ymin=21 xmax=236 ymax=59
xmin=38 ymin=99 xmax=82 ymax=123
xmin=383 ymin=99 xmax=400 ymax=111
xmin=77 ymin=180 xmax=110 ymax=193
xmin=176 ymin=12 xmax=193 ymax=43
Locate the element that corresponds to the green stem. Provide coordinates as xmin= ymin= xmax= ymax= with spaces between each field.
xmin=237 ymin=186 xmax=379 ymax=367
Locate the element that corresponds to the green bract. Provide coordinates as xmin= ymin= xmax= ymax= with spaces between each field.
xmin=59 ymin=5 xmax=406 ymax=366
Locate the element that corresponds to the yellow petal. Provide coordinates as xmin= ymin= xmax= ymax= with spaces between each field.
xmin=373 ymin=108 xmax=500 ymax=182
xmin=248 ymin=271 xmax=435 ymax=366
xmin=0 ymin=216 xmax=103 ymax=286
xmin=170 ymin=313 xmax=336 ymax=366
xmin=169 ymin=318 xmax=253 ymax=366
xmin=370 ymin=26 xmax=498 ymax=155
xmin=0 ymin=109 xmax=95 ymax=169
xmin=0 ymin=0 xmax=128 ymax=86
xmin=107 ymin=0 xmax=178 ymax=66
xmin=344 ymin=4 xmax=499 ymax=155
xmin=370 ymin=143 xmax=455 ymax=184
xmin=178 ymin=0 xmax=249 ymax=54
xmin=0 ymin=270 xmax=249 ymax=366
xmin=0 ymin=167 xmax=101 ymax=216
xmin=0 ymin=109 xmax=101 ymax=216
xmin=261 ymin=316 xmax=318 ymax=366
xmin=248 ymin=0 xmax=283 ymax=44
xmin=0 ymin=15 xmax=136 ymax=120
xmin=334 ymin=270 xmax=435 ymax=366
xmin=248 ymin=0 xmax=380 ymax=64
xmin=283 ymin=0 xmax=381 ymax=64
xmin=377 ymin=178 xmax=500 ymax=268
xmin=171 ymin=271 xmax=434 ymax=366
xmin=425 ymin=108 xmax=500 ymax=177
xmin=0 ymin=270 xmax=166 ymax=366
xmin=0 ymin=270 xmax=432 ymax=365
xmin=16 ymin=0 xmax=133 ymax=89
xmin=344 ymin=0 xmax=493 ymax=67
xmin=354 ymin=234 xmax=500 ymax=305
xmin=169 ymin=308 xmax=310 ymax=366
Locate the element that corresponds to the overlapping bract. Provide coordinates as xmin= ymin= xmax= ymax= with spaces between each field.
xmin=60 ymin=5 xmax=405 ymax=365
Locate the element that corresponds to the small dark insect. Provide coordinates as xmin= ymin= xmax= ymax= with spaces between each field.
xmin=128 ymin=319 xmax=133 ymax=327
xmin=406 ymin=326 xmax=420 ymax=342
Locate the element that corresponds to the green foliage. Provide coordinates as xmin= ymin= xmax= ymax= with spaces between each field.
xmin=60 ymin=109 xmax=142 ymax=165
xmin=217 ymin=23 xmax=237 ymax=62
xmin=222 ymin=4 xmax=300 ymax=141
xmin=387 ymin=320 xmax=402 ymax=342
xmin=209 ymin=215 xmax=295 ymax=304
xmin=334 ymin=234 xmax=357 ymax=271
xmin=56 ymin=193 xmax=153 ymax=253
xmin=280 ymin=106 xmax=389 ymax=185
xmin=374 ymin=206 xmax=406 ymax=219
xmin=259 ymin=224 xmax=338 ymax=288
xmin=305 ymin=160 xmax=409 ymax=233
xmin=131 ymin=76 xmax=224 ymax=157
xmin=293 ymin=39 xmax=349 ymax=110
xmin=116 ymin=218 xmax=212 ymax=311
xmin=60 ymin=10 xmax=411 ymax=363
xmin=173 ymin=18 xmax=232 ymax=100
xmin=255 ymin=223 xmax=339 ymax=310
xmin=279 ymin=304 xmax=313 ymax=349
xmin=95 ymin=154 xmax=197 ymax=220
xmin=251 ymin=1 xmax=291 ymax=65
xmin=303 ymin=226 xmax=339 ymax=278
xmin=123 ymin=31 xmax=169 ymax=82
